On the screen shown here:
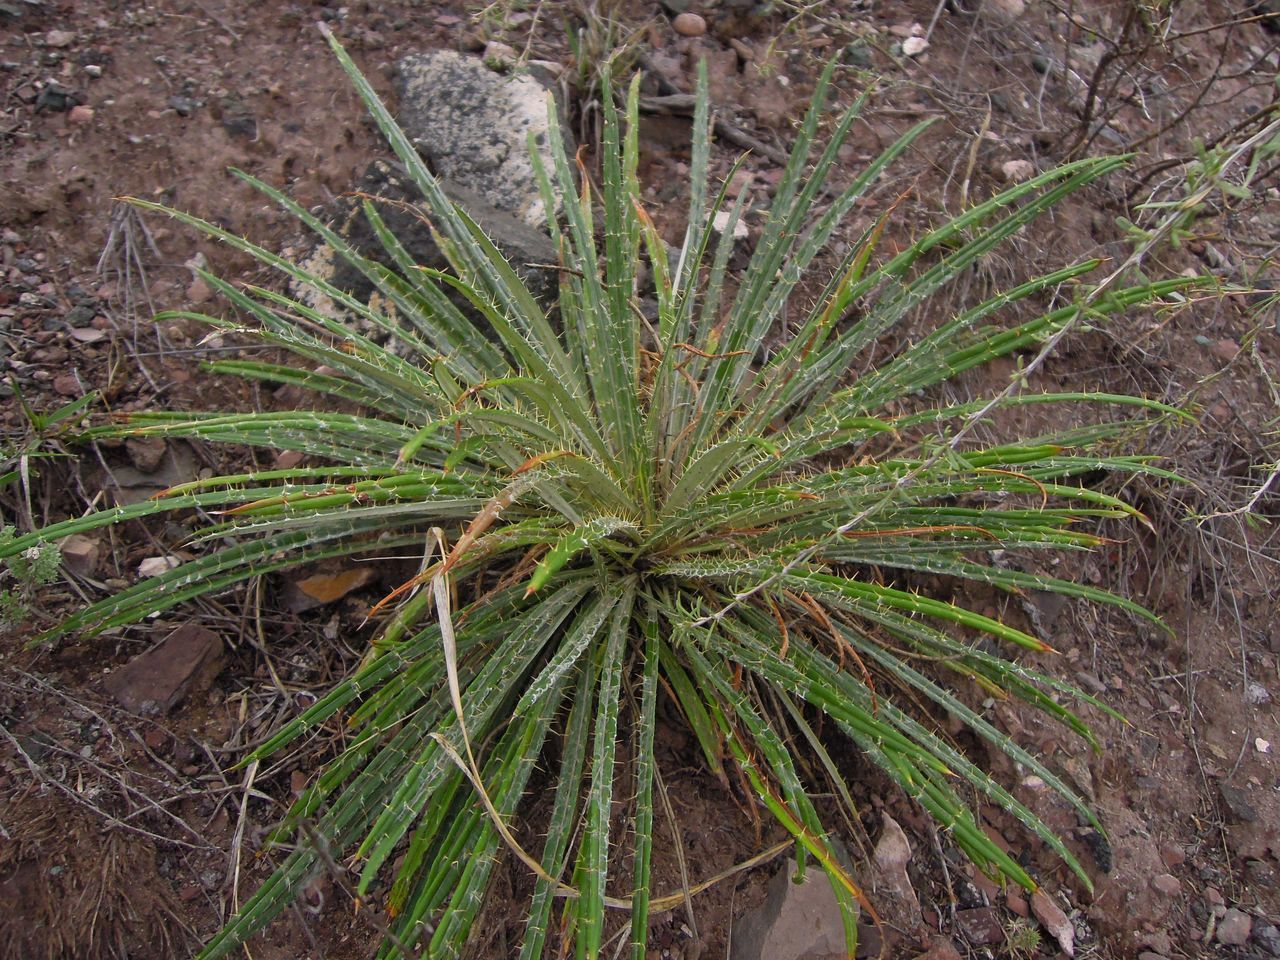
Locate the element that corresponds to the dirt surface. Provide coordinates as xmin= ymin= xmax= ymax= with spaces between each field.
xmin=2 ymin=1 xmax=1279 ymax=958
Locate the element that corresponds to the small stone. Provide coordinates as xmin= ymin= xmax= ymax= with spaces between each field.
xmin=52 ymin=372 xmax=81 ymax=396
xmin=1150 ymin=874 xmax=1180 ymax=897
xmin=1210 ymin=338 xmax=1239 ymax=362
xmin=727 ymin=168 xmax=755 ymax=197
xmin=102 ymin=623 xmax=225 ymax=715
xmin=1006 ymin=891 xmax=1029 ymax=917
xmin=65 ymin=302 xmax=96 ymax=327
xmin=673 ymin=12 xmax=706 ymax=36
xmin=978 ymin=0 xmax=1026 ymax=22
xmin=730 ymin=858 xmax=847 ymax=960
xmin=44 ymin=29 xmax=75 ymax=48
xmin=186 ymin=276 xmax=212 ymax=303
xmin=915 ymin=938 xmax=963 ymax=960
xmin=168 ymin=95 xmax=198 ymax=117
xmin=1145 ymin=931 xmax=1173 ymax=955
xmin=1219 ymin=783 xmax=1258 ymax=822
xmin=67 ymin=104 xmax=94 ymax=125
xmin=712 ymin=209 xmax=749 ymax=241
xmin=1245 ymin=682 xmax=1271 ymax=704
xmin=126 ymin=436 xmax=168 ymax=473
xmin=84 ymin=64 xmax=102 ymax=78
xmin=137 ymin=556 xmax=180 ymax=578
xmin=902 ymin=36 xmax=929 ymax=57
xmin=1254 ymin=923 xmax=1280 ymax=957
xmin=844 ymin=43 xmax=873 ymax=68
xmin=1031 ymin=890 xmax=1075 ymax=957
xmin=1158 ymin=844 xmax=1185 ymax=868
xmin=143 ymin=727 xmax=168 ymax=750
xmin=1217 ymin=908 xmax=1253 ymax=947
xmin=956 ymin=907 xmax=1004 ymax=946
xmin=1245 ymin=859 xmax=1276 ymax=887
xmin=873 ymin=815 xmax=922 ymax=928
xmin=482 ymin=39 xmax=518 ymax=66
xmin=1137 ymin=953 xmax=1169 ymax=960
xmin=1205 ymin=886 xmax=1224 ymax=906
xmin=1001 ymin=159 xmax=1036 ymax=182
xmin=59 ymin=534 xmax=100 ymax=577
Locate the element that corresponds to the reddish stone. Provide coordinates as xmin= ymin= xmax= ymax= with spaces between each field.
xmin=102 ymin=623 xmax=225 ymax=715
xmin=956 ymin=907 xmax=1004 ymax=946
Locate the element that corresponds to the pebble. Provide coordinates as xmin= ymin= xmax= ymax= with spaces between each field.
xmin=84 ymin=64 xmax=102 ymax=78
xmin=1005 ymin=891 xmax=1028 ymax=917
xmin=126 ymin=436 xmax=167 ymax=473
xmin=1209 ymin=338 xmax=1239 ymax=362
xmin=1144 ymin=931 xmax=1173 ymax=955
xmin=956 ymin=907 xmax=1004 ymax=946
xmin=1030 ymin=890 xmax=1075 ymax=957
xmin=1158 ymin=844 xmax=1185 ymax=868
xmin=1219 ymin=783 xmax=1258 ymax=822
xmin=1150 ymin=874 xmax=1180 ymax=897
xmin=59 ymin=534 xmax=100 ymax=577
xmin=902 ymin=36 xmax=929 ymax=57
xmin=673 ymin=12 xmax=706 ymax=36
xmin=52 ymin=372 xmax=81 ymax=396
xmin=482 ymin=39 xmax=518 ymax=66
xmin=916 ymin=939 xmax=963 ymax=960
xmin=44 ymin=29 xmax=75 ymax=48
xmin=68 ymin=104 xmax=94 ymax=125
xmin=1255 ymin=923 xmax=1280 ymax=957
xmin=1217 ymin=908 xmax=1253 ymax=946
xmin=137 ymin=556 xmax=180 ymax=578
xmin=978 ymin=0 xmax=1026 ymax=21
xmin=1001 ymin=159 xmax=1036 ymax=182
xmin=1245 ymin=859 xmax=1276 ymax=887
xmin=1245 ymin=681 xmax=1271 ymax=704
xmin=186 ymin=276 xmax=213 ymax=303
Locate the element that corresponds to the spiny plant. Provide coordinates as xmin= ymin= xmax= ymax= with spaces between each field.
xmin=4 ymin=27 xmax=1202 ymax=959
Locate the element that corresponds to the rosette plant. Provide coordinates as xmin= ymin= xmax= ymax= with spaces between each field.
xmin=6 ymin=28 xmax=1196 ymax=959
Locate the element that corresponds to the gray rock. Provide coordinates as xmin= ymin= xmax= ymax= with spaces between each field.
xmin=64 ymin=302 xmax=95 ymax=327
xmin=977 ymin=0 xmax=1026 ymax=22
xmin=1255 ymin=923 xmax=1280 ymax=957
xmin=1219 ymin=783 xmax=1258 ymax=823
xmin=731 ymin=859 xmax=851 ymax=960
xmin=395 ymin=50 xmax=558 ymax=229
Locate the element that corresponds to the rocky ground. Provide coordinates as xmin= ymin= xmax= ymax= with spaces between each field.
xmin=1 ymin=1 xmax=1279 ymax=958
